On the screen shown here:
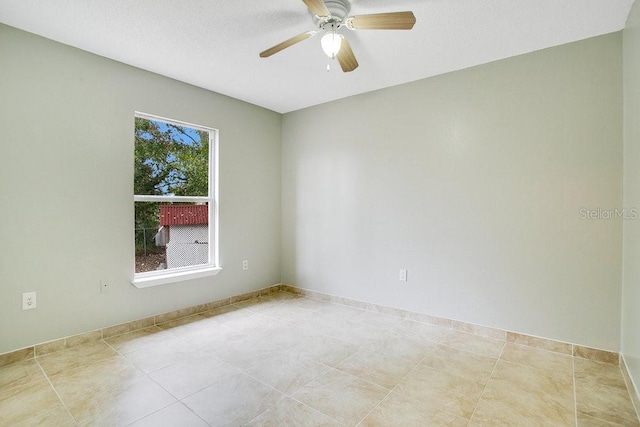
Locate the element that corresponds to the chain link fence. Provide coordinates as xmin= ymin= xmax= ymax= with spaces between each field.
xmin=135 ymin=227 xmax=166 ymax=273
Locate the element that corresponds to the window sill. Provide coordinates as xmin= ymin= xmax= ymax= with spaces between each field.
xmin=131 ymin=266 xmax=222 ymax=288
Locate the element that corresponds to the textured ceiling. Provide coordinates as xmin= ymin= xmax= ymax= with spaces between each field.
xmin=0 ymin=0 xmax=634 ymax=113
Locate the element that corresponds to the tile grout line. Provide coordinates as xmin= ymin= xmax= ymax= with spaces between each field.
xmin=354 ymin=388 xmax=393 ymax=426
xmin=241 ymin=391 xmax=347 ymax=427
xmin=100 ymin=338 xmax=184 ymax=426
xmin=105 ymin=337 xmax=212 ymax=427
xmin=355 ymin=336 xmax=443 ymax=424
xmin=106 ymin=326 xmax=266 ymax=426
xmin=437 ymin=341 xmax=503 ymax=361
xmin=619 ymin=356 xmax=640 ymax=422
xmin=130 ymin=380 xmax=211 ymax=427
xmin=124 ymin=391 xmax=177 ymax=426
xmin=332 ymin=334 xmax=438 ymax=425
xmin=467 ymin=341 xmax=506 ymax=424
xmin=219 ymin=316 xmax=354 ymax=425
xmin=239 ymin=364 xmax=346 ymax=426
xmin=101 ymin=338 xmax=121 ymax=355
xmin=333 ymin=362 xmax=410 ymax=426
xmin=572 ymin=353 xmax=578 ymax=427
xmin=33 ymin=357 xmax=78 ymax=426
xmin=267 ymin=334 xmax=421 ymax=427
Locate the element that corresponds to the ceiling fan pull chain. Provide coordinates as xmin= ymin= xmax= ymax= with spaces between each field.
xmin=327 ymin=63 xmax=331 ymax=72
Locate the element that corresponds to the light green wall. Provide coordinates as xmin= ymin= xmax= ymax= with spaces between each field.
xmin=282 ymin=33 xmax=623 ymax=350
xmin=0 ymin=24 xmax=282 ymax=354
xmin=623 ymin=0 xmax=640 ymax=398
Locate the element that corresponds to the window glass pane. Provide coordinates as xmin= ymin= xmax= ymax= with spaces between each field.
xmin=135 ymin=202 xmax=209 ymax=273
xmin=135 ymin=201 xmax=163 ymax=273
xmin=134 ymin=117 xmax=209 ymax=197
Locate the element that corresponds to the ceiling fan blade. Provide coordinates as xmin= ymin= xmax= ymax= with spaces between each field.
xmin=348 ymin=11 xmax=416 ymax=30
xmin=259 ymin=31 xmax=317 ymax=58
xmin=337 ymin=38 xmax=358 ymax=72
xmin=302 ymin=0 xmax=330 ymax=17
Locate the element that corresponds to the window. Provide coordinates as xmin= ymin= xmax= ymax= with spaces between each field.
xmin=132 ymin=113 xmax=219 ymax=287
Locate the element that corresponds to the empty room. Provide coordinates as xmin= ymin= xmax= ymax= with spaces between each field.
xmin=1 ymin=0 xmax=640 ymax=425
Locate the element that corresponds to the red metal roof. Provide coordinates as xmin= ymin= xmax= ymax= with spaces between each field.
xmin=159 ymin=205 xmax=208 ymax=226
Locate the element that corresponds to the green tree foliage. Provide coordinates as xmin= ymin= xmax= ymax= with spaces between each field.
xmin=134 ymin=118 xmax=209 ymax=252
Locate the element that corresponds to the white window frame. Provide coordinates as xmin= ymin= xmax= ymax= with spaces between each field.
xmin=131 ymin=112 xmax=220 ymax=288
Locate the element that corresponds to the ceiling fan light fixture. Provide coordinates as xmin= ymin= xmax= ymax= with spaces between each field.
xmin=321 ymin=32 xmax=343 ymax=58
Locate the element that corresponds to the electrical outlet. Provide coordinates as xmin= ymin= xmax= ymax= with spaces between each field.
xmin=242 ymin=260 xmax=249 ymax=270
xmin=22 ymin=292 xmax=37 ymax=310
xmin=100 ymin=280 xmax=110 ymax=294
xmin=399 ymin=269 xmax=408 ymax=282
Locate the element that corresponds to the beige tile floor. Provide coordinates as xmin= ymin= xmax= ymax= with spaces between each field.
xmin=1 ymin=291 xmax=639 ymax=426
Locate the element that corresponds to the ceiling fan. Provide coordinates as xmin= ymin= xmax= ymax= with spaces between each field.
xmin=259 ymin=0 xmax=416 ymax=72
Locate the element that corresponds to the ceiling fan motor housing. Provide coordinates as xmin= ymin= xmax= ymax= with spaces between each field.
xmin=325 ymin=0 xmax=350 ymax=21
xmin=312 ymin=0 xmax=351 ymax=26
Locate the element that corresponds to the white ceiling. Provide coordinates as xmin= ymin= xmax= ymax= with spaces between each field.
xmin=0 ymin=0 xmax=634 ymax=113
